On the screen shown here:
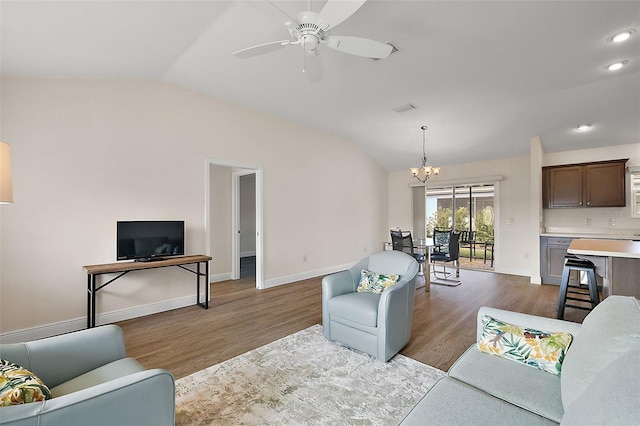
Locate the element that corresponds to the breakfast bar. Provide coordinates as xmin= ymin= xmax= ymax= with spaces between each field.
xmin=567 ymin=239 xmax=640 ymax=299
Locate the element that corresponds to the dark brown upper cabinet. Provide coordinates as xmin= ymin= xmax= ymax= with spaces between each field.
xmin=542 ymin=159 xmax=628 ymax=208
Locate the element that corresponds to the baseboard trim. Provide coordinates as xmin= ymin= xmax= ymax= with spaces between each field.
xmin=0 ymin=293 xmax=206 ymax=344
xmin=210 ymin=272 xmax=231 ymax=283
xmin=263 ymin=263 xmax=352 ymax=289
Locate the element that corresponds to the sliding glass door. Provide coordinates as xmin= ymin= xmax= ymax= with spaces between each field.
xmin=425 ymin=183 xmax=495 ymax=270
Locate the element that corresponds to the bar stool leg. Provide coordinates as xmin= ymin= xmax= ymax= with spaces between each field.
xmin=557 ymin=264 xmax=571 ymax=320
xmin=586 ymin=269 xmax=600 ymax=309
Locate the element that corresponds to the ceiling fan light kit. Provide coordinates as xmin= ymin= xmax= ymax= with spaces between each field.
xmin=233 ymin=0 xmax=393 ymax=82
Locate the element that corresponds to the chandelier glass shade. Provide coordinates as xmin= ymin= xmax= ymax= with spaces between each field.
xmin=410 ymin=126 xmax=440 ymax=183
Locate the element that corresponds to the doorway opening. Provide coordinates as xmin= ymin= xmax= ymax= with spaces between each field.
xmin=205 ymin=160 xmax=264 ymax=289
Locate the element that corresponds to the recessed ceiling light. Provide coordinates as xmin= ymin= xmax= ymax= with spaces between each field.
xmin=608 ymin=29 xmax=636 ymax=43
xmin=605 ymin=60 xmax=628 ymax=71
xmin=575 ymin=124 xmax=593 ymax=132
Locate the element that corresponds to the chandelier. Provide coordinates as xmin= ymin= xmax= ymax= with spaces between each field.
xmin=410 ymin=125 xmax=440 ymax=183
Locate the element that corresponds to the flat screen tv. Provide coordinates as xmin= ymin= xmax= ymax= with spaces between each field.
xmin=117 ymin=220 xmax=185 ymax=262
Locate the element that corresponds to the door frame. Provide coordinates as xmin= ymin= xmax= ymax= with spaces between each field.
xmin=205 ymin=159 xmax=264 ymax=289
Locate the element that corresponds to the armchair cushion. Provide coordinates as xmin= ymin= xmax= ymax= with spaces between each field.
xmin=328 ymin=292 xmax=380 ymax=327
xmin=356 ymin=269 xmax=399 ymax=294
xmin=477 ymin=315 xmax=573 ymax=376
xmin=0 ymin=360 xmax=52 ymax=406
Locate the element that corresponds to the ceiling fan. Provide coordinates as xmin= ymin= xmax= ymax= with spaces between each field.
xmin=232 ymin=0 xmax=393 ymax=82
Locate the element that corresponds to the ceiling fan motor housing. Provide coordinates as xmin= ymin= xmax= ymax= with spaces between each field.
xmin=292 ymin=11 xmax=328 ymax=52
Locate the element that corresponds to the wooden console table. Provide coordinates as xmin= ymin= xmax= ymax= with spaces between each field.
xmin=84 ymin=255 xmax=211 ymax=328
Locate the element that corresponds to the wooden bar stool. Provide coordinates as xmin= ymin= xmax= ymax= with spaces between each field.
xmin=556 ymin=255 xmax=600 ymax=320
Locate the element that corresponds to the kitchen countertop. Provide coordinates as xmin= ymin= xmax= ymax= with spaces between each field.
xmin=567 ymin=239 xmax=640 ymax=259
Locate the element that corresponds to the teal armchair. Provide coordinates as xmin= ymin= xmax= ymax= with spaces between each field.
xmin=322 ymin=250 xmax=419 ymax=362
xmin=0 ymin=325 xmax=174 ymax=426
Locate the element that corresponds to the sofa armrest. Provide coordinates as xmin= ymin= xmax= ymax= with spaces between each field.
xmin=0 ymin=369 xmax=175 ymax=426
xmin=0 ymin=325 xmax=127 ymax=389
xmin=476 ymin=307 xmax=582 ymax=341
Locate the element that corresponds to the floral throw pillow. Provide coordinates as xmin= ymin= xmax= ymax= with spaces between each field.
xmin=356 ymin=269 xmax=399 ymax=294
xmin=476 ymin=315 xmax=573 ymax=376
xmin=0 ymin=359 xmax=52 ymax=406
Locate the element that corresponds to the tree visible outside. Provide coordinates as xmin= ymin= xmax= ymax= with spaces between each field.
xmin=425 ymin=205 xmax=494 ymax=243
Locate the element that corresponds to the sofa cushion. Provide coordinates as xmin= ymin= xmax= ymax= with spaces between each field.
xmin=561 ymin=341 xmax=640 ymax=426
xmin=477 ymin=315 xmax=572 ymax=376
xmin=0 ymin=359 xmax=52 ymax=405
xmin=449 ymin=346 xmax=564 ymax=423
xmin=561 ymin=296 xmax=640 ymax=409
xmin=356 ymin=269 xmax=399 ymax=294
xmin=399 ymin=377 xmax=557 ymax=426
xmin=50 ymin=357 xmax=146 ymax=397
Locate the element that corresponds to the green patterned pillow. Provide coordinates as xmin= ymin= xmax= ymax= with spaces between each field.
xmin=0 ymin=359 xmax=52 ymax=406
xmin=476 ymin=316 xmax=573 ymax=376
xmin=356 ymin=269 xmax=399 ymax=294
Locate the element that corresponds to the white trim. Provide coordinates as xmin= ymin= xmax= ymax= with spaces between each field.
xmin=231 ymin=171 xmax=240 ymax=280
xmin=210 ymin=272 xmax=232 ymax=283
xmin=263 ymin=263 xmax=353 ymax=289
xmin=205 ymin=159 xmax=264 ymax=290
xmin=410 ymin=175 xmax=504 ymax=188
xmin=0 ymin=294 xmax=206 ymax=344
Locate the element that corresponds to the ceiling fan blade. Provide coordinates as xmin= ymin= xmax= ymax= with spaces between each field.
xmin=318 ymin=0 xmax=367 ymax=29
xmin=233 ymin=40 xmax=291 ymax=59
xmin=326 ymin=36 xmax=393 ymax=59
xmin=303 ymin=52 xmax=323 ymax=83
xmin=247 ymin=0 xmax=299 ymax=29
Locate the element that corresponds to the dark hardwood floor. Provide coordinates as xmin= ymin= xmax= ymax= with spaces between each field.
xmin=117 ymin=269 xmax=588 ymax=380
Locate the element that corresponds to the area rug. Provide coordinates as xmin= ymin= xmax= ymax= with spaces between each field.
xmin=175 ymin=324 xmax=445 ymax=425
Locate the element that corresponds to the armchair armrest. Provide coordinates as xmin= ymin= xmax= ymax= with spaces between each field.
xmin=377 ymin=279 xmax=416 ymax=361
xmin=322 ymin=270 xmax=357 ymax=339
xmin=476 ymin=307 xmax=583 ymax=342
xmin=0 ymin=325 xmax=127 ymax=389
xmin=0 ymin=369 xmax=175 ymax=426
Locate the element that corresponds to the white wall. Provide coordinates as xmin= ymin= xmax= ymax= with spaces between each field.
xmin=0 ymin=77 xmax=388 ymax=335
xmin=389 ymin=156 xmax=533 ymax=278
xmin=210 ymin=164 xmax=232 ymax=280
xmin=543 ymin=143 xmax=640 ymax=232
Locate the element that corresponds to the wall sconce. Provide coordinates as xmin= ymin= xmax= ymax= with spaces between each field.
xmin=0 ymin=141 xmax=14 ymax=204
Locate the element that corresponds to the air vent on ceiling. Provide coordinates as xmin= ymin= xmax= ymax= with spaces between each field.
xmin=372 ymin=42 xmax=399 ymax=61
xmin=393 ymin=103 xmax=417 ymax=113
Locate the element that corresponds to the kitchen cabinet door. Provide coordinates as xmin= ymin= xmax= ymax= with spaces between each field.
xmin=585 ymin=161 xmax=626 ymax=207
xmin=544 ymin=166 xmax=583 ymax=208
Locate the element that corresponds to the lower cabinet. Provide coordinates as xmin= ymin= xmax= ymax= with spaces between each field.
xmin=540 ymin=236 xmax=574 ymax=285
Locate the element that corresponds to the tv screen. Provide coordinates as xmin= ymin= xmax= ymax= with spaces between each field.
xmin=117 ymin=221 xmax=185 ymax=261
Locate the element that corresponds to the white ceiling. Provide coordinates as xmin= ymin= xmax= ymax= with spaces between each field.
xmin=2 ymin=0 xmax=639 ymax=171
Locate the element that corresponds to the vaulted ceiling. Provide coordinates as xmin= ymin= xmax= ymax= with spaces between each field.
xmin=2 ymin=1 xmax=639 ymax=170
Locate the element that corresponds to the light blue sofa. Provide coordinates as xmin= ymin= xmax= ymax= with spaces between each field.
xmin=0 ymin=325 xmax=174 ymax=426
xmin=400 ymin=295 xmax=640 ymax=425
xmin=322 ymin=250 xmax=419 ymax=362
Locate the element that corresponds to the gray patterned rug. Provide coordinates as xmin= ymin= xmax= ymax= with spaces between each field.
xmin=175 ymin=325 xmax=445 ymax=425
